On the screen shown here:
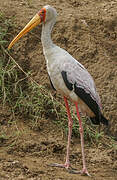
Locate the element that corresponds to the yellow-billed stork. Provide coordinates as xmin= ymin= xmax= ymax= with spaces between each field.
xmin=8 ymin=5 xmax=108 ymax=176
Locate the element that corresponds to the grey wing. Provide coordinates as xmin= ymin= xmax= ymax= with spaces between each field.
xmin=60 ymin=58 xmax=102 ymax=109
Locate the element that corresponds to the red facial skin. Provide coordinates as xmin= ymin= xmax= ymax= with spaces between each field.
xmin=38 ymin=8 xmax=46 ymax=23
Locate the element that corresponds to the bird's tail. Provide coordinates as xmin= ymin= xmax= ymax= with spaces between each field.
xmin=100 ymin=114 xmax=108 ymax=126
xmin=90 ymin=114 xmax=108 ymax=126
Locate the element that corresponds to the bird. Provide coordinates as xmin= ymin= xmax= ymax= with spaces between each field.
xmin=8 ymin=5 xmax=108 ymax=176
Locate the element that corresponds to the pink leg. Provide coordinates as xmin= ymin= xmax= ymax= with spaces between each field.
xmin=75 ymin=102 xmax=90 ymax=176
xmin=48 ymin=96 xmax=73 ymax=169
xmin=64 ymin=96 xmax=73 ymax=168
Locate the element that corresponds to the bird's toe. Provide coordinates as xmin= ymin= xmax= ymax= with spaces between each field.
xmin=68 ymin=168 xmax=91 ymax=176
xmin=47 ymin=163 xmax=68 ymax=168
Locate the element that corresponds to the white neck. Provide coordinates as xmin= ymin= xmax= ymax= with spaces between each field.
xmin=41 ymin=19 xmax=56 ymax=51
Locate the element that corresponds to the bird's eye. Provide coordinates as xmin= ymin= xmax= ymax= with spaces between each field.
xmin=40 ymin=9 xmax=45 ymax=15
xmin=41 ymin=10 xmax=45 ymax=14
xmin=38 ymin=8 xmax=46 ymax=22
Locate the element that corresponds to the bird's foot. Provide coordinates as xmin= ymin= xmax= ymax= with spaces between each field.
xmin=48 ymin=162 xmax=70 ymax=169
xmin=81 ymin=168 xmax=90 ymax=176
xmin=68 ymin=167 xmax=91 ymax=176
xmin=48 ymin=162 xmax=78 ymax=172
xmin=48 ymin=163 xmax=90 ymax=176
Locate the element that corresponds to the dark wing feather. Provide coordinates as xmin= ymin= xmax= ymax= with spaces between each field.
xmin=48 ymin=75 xmax=56 ymax=91
xmin=61 ymin=70 xmax=108 ymax=126
xmin=61 ymin=70 xmax=100 ymax=116
xmin=61 ymin=71 xmax=73 ymax=90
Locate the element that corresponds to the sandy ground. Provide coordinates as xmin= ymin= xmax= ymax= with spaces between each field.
xmin=0 ymin=0 xmax=117 ymax=179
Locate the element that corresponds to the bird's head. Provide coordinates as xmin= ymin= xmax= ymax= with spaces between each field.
xmin=8 ymin=5 xmax=57 ymax=49
xmin=43 ymin=5 xmax=57 ymax=23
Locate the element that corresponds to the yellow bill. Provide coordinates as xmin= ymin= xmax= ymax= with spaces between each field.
xmin=8 ymin=13 xmax=41 ymax=49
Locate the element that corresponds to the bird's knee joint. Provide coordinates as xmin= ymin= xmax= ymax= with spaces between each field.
xmin=69 ymin=120 xmax=73 ymax=128
xmin=79 ymin=127 xmax=83 ymax=134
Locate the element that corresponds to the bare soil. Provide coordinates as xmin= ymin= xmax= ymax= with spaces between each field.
xmin=0 ymin=0 xmax=117 ymax=179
